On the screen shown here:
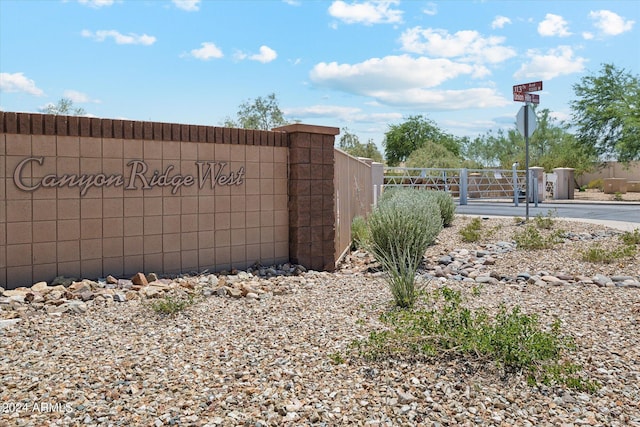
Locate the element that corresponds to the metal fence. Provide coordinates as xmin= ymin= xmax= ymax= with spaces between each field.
xmin=383 ymin=167 xmax=541 ymax=205
xmin=334 ymin=149 xmax=376 ymax=263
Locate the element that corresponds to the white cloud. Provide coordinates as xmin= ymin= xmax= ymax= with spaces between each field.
xmin=0 ymin=72 xmax=44 ymax=96
xmin=513 ymin=46 xmax=586 ymax=80
xmin=491 ymin=15 xmax=511 ymax=29
xmin=63 ymin=90 xmax=100 ymax=104
xmin=376 ymin=88 xmax=509 ymax=110
xmin=328 ymin=1 xmax=403 ymax=25
xmin=589 ymin=10 xmax=634 ymax=36
xmin=422 ymin=2 xmax=437 ymax=16
xmin=282 ymin=0 xmax=301 ymax=5
xmin=582 ymin=32 xmax=594 ymax=40
xmin=309 ymin=55 xmax=507 ymax=110
xmin=250 ymin=45 xmax=278 ymax=63
xmin=399 ymin=27 xmax=516 ymax=64
xmin=538 ymin=13 xmax=571 ymax=37
xmin=81 ymin=29 xmax=156 ymax=45
xmin=172 ymin=0 xmax=200 ymax=11
xmin=311 ymin=55 xmax=484 ymax=93
xmin=284 ymin=104 xmax=402 ymax=123
xmin=189 ymin=42 xmax=223 ymax=60
xmin=78 ymin=0 xmax=115 ymax=8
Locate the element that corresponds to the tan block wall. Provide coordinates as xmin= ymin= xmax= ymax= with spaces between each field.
xmin=1 ymin=112 xmax=312 ymax=289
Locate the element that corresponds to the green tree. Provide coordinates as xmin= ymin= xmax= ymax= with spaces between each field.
xmin=338 ymin=128 xmax=383 ymax=162
xmin=383 ymin=115 xmax=461 ymax=166
xmin=464 ymin=108 xmax=596 ymax=174
xmin=406 ymin=141 xmax=461 ymax=169
xmin=39 ymin=98 xmax=86 ymax=116
xmin=224 ymin=93 xmax=288 ymax=130
xmin=570 ymin=63 xmax=640 ymax=162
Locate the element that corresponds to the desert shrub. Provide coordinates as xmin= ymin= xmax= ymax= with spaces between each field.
xmin=620 ymin=228 xmax=640 ymax=245
xmin=581 ymin=243 xmax=636 ymax=263
xmin=534 ymin=209 xmax=557 ymax=230
xmin=367 ymin=188 xmax=443 ymax=308
xmin=350 ymin=215 xmax=370 ymax=250
xmin=148 ymin=293 xmax=195 ymax=316
xmin=586 ymin=179 xmax=603 ymax=191
xmin=514 ymin=225 xmax=563 ymax=250
xmin=351 ymin=287 xmax=598 ymax=392
xmin=426 ymin=190 xmax=456 ymax=227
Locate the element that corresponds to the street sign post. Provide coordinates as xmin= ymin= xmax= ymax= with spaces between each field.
xmin=512 ymin=80 xmax=543 ymax=220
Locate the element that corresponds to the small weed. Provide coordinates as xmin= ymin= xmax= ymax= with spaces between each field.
xmin=620 ymin=228 xmax=640 ymax=245
xmin=513 ymin=216 xmax=524 ymax=224
xmin=355 ymin=318 xmax=366 ymax=326
xmin=460 ymin=217 xmax=483 ymax=242
xmin=613 ymin=192 xmax=624 ymax=202
xmin=514 ymin=225 xmax=563 ymax=250
xmin=328 ymin=352 xmax=346 ymax=365
xmin=534 ymin=209 xmax=557 ymax=230
xmin=581 ymin=243 xmax=636 ymax=264
xmin=351 ymin=216 xmax=370 ymax=250
xmin=149 ymin=294 xmax=196 ymax=315
xmin=471 ymin=284 xmax=483 ymax=296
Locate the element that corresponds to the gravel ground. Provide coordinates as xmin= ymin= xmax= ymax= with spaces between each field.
xmin=1 ymin=215 xmax=639 ymax=426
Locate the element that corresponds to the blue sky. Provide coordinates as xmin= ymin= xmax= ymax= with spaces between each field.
xmin=1 ymin=0 xmax=638 ymax=151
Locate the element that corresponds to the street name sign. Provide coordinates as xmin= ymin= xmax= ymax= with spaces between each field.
xmin=513 ymin=92 xmax=540 ymax=104
xmin=513 ymin=81 xmax=543 ymax=94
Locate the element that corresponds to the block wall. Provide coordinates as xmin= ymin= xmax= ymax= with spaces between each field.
xmin=1 ymin=112 xmax=337 ymax=289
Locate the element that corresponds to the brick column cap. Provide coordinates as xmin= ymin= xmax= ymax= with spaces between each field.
xmin=273 ymin=124 xmax=339 ymax=135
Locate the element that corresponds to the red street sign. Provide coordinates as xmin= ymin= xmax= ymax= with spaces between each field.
xmin=513 ymin=92 xmax=540 ymax=104
xmin=513 ymin=81 xmax=543 ymax=93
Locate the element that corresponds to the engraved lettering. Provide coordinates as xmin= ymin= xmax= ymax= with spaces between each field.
xmin=13 ymin=157 xmax=44 ymax=191
xmin=126 ymin=160 xmax=151 ymax=190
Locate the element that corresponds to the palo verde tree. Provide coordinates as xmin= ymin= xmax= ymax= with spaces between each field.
xmin=570 ymin=63 xmax=640 ymax=162
xmin=383 ymin=115 xmax=461 ymax=166
xmin=223 ymin=93 xmax=288 ymax=130
xmin=39 ymin=98 xmax=86 ymax=116
xmin=338 ymin=128 xmax=383 ymax=162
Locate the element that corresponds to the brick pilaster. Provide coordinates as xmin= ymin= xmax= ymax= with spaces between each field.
xmin=275 ymin=124 xmax=339 ymax=271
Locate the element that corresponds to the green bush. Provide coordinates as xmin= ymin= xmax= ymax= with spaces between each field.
xmin=426 ymin=190 xmax=456 ymax=227
xmin=350 ymin=215 xmax=370 ymax=250
xmin=367 ymin=188 xmax=443 ymax=308
xmin=352 ymin=287 xmax=598 ymax=392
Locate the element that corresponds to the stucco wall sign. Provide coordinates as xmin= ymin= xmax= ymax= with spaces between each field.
xmin=13 ymin=157 xmax=245 ymax=196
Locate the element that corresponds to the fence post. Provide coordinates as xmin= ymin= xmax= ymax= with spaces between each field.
xmin=371 ymin=162 xmax=384 ymax=208
xmin=459 ymin=168 xmax=468 ymax=205
xmin=512 ymin=162 xmax=519 ymax=207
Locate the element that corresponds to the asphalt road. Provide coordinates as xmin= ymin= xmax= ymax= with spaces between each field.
xmin=456 ymin=201 xmax=640 ymax=224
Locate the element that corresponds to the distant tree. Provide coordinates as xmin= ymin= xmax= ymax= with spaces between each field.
xmin=383 ymin=115 xmax=461 ymax=166
xmin=338 ymin=128 xmax=383 ymax=162
xmin=226 ymin=93 xmax=288 ymax=130
xmin=570 ymin=63 xmax=640 ymax=162
xmin=39 ymin=98 xmax=86 ymax=116
xmin=406 ymin=141 xmax=462 ymax=169
xmin=465 ymin=108 xmax=596 ymax=174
